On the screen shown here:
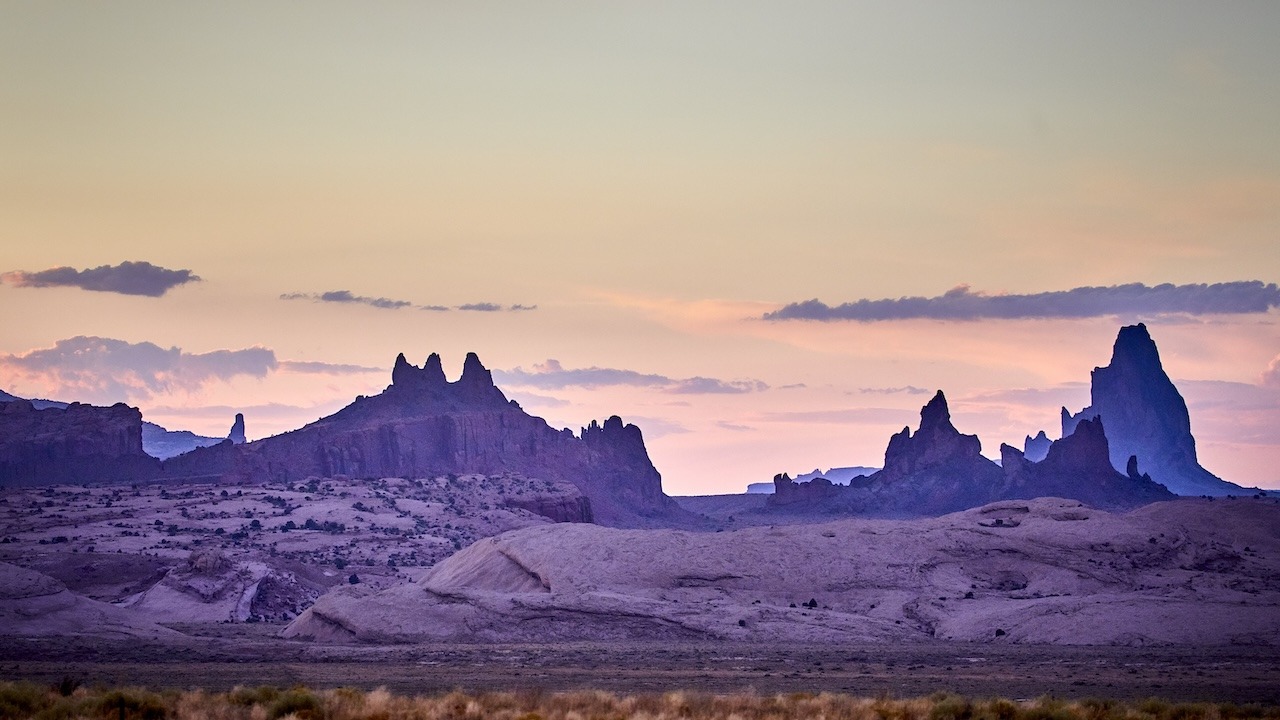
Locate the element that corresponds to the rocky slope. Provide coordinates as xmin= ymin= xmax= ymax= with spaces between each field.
xmin=162 ymin=353 xmax=689 ymax=527
xmin=0 ymin=472 xmax=587 ymax=626
xmin=0 ymin=562 xmax=177 ymax=638
xmin=285 ymin=496 xmax=1280 ymax=646
xmin=1063 ymin=323 xmax=1244 ymax=496
xmin=0 ymin=400 xmax=161 ymax=487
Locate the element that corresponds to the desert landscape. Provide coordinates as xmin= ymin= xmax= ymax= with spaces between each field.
xmin=2 ymin=329 xmax=1279 ymax=705
xmin=4 ymin=3 xmax=1280 ymax=712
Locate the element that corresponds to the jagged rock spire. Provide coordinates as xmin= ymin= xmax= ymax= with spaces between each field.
xmin=1062 ymin=323 xmax=1238 ymax=496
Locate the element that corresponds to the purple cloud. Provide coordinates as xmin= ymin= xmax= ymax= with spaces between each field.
xmin=764 ymin=281 xmax=1280 ymax=321
xmin=1 ymin=261 xmax=200 ymax=297
xmin=495 ymin=359 xmax=768 ymax=395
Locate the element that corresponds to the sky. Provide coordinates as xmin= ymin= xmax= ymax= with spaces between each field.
xmin=2 ymin=2 xmax=1279 ymax=493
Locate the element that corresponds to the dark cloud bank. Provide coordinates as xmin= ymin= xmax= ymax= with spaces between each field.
xmin=495 ymin=359 xmax=767 ymax=395
xmin=765 ymin=281 xmax=1280 ymax=322
xmin=283 ymin=291 xmax=535 ymax=313
xmin=1 ymin=261 xmax=200 ymax=297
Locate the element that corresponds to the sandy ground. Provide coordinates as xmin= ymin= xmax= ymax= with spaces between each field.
xmin=2 ymin=625 xmax=1278 ymax=703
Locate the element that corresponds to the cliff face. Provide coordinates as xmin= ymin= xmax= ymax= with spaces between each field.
xmin=163 ymin=352 xmax=687 ymax=528
xmin=1062 ymin=323 xmax=1243 ymax=496
xmin=0 ymin=400 xmax=160 ymax=486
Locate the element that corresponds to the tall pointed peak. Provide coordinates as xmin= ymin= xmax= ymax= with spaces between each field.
xmin=1109 ymin=323 xmax=1162 ymax=371
xmin=391 ymin=353 xmax=413 ymax=387
xmin=919 ymin=390 xmax=951 ymax=430
xmin=458 ymin=352 xmax=498 ymax=391
xmin=423 ymin=353 xmax=446 ymax=384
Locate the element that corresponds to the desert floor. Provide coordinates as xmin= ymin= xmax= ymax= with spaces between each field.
xmin=3 ymin=625 xmax=1277 ymax=703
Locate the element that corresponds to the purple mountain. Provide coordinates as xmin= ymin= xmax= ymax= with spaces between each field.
xmin=163 ymin=352 xmax=690 ymax=528
xmin=1062 ymin=323 xmax=1245 ymax=496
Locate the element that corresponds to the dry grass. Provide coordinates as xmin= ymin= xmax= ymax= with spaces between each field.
xmin=1 ymin=683 xmax=1278 ymax=720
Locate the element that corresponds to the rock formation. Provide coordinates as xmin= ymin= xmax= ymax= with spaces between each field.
xmin=0 ymin=562 xmax=178 ymax=638
xmin=761 ymin=391 xmax=1173 ymax=519
xmin=228 ymin=413 xmax=246 ymax=444
xmin=770 ymin=473 xmax=844 ymax=505
xmin=0 ymin=400 xmax=160 ymax=486
xmin=1062 ymin=324 xmax=1243 ymax=496
xmin=163 ymin=353 xmax=689 ymax=528
xmin=856 ymin=391 xmax=1005 ymax=515
xmin=1000 ymin=417 xmax=1175 ymax=510
xmin=285 ymin=496 xmax=1280 ymax=645
xmin=1022 ymin=430 xmax=1051 ymax=462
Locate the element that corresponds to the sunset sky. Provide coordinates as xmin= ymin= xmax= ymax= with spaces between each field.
xmin=3 ymin=2 xmax=1279 ymax=493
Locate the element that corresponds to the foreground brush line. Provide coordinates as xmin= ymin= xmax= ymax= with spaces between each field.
xmin=3 ymin=683 xmax=1280 ymax=720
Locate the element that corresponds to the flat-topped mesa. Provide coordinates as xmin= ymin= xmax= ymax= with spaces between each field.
xmin=880 ymin=390 xmax=984 ymax=479
xmin=0 ymin=400 xmax=161 ymax=486
xmin=1062 ymin=323 xmax=1241 ymax=496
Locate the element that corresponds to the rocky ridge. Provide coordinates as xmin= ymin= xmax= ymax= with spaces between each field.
xmin=767 ymin=391 xmax=1173 ymax=517
xmin=162 ymin=353 xmax=688 ymax=528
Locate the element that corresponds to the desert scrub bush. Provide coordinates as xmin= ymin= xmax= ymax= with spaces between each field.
xmin=229 ymin=686 xmax=281 ymax=707
xmin=0 ymin=682 xmax=45 ymax=719
xmin=267 ymin=688 xmax=323 ymax=720
xmin=930 ymin=693 xmax=974 ymax=720
xmin=95 ymin=688 xmax=168 ymax=720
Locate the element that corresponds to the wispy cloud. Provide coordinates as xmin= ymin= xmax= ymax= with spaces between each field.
xmin=281 ymin=290 xmax=412 ymax=310
xmin=277 ymin=360 xmax=383 ymax=375
xmin=495 ymin=359 xmax=768 ymax=395
xmin=283 ymin=291 xmax=536 ymax=313
xmin=859 ymin=385 xmax=931 ymax=395
xmin=764 ymin=281 xmax=1280 ymax=322
xmin=760 ymin=407 xmax=916 ymax=425
xmin=1 ymin=261 xmax=200 ymax=297
xmin=0 ymin=337 xmax=383 ymax=405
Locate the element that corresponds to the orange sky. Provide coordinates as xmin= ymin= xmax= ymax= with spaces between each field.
xmin=2 ymin=3 xmax=1278 ymax=492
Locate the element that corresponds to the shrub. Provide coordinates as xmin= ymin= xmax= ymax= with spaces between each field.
xmin=95 ymin=689 xmax=167 ymax=720
xmin=268 ymin=689 xmax=322 ymax=720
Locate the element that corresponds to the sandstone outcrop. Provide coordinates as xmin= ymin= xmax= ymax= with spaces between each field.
xmin=1000 ymin=417 xmax=1175 ymax=510
xmin=163 ymin=353 xmax=689 ymax=527
xmin=1023 ymin=430 xmax=1051 ymax=462
xmin=228 ymin=413 xmax=246 ymax=444
xmin=763 ymin=392 xmax=1171 ymax=518
xmin=0 ymin=561 xmax=177 ymax=638
xmin=0 ymin=400 xmax=160 ymax=486
xmin=285 ymin=496 xmax=1280 ymax=645
xmin=1062 ymin=324 xmax=1243 ymax=496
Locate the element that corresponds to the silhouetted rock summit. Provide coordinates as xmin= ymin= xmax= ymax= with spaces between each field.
xmin=228 ymin=413 xmax=246 ymax=445
xmin=768 ymin=389 xmax=1172 ymax=516
xmin=1062 ymin=323 xmax=1244 ymax=496
xmin=1022 ymin=430 xmax=1051 ymax=462
xmin=1001 ymin=416 xmax=1174 ymax=509
xmin=879 ymin=391 xmax=986 ymax=481
xmin=163 ymin=353 xmax=689 ymax=527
